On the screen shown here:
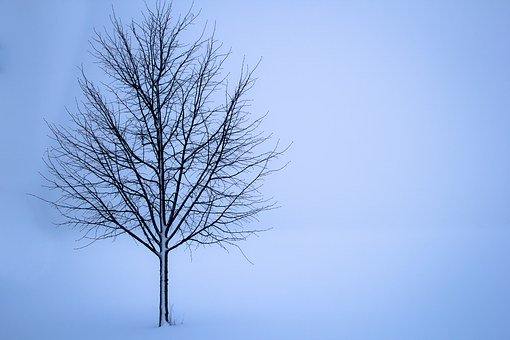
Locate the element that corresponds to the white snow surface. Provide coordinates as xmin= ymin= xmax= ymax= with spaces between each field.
xmin=2 ymin=224 xmax=510 ymax=339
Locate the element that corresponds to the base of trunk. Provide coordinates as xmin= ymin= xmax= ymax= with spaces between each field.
xmin=159 ymin=251 xmax=171 ymax=327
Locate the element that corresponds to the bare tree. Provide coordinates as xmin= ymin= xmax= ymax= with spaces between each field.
xmin=41 ymin=3 xmax=286 ymax=326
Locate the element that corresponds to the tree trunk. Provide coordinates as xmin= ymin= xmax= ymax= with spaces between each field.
xmin=159 ymin=251 xmax=171 ymax=326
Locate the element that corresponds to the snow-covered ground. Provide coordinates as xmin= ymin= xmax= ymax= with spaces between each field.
xmin=2 ymin=223 xmax=510 ymax=339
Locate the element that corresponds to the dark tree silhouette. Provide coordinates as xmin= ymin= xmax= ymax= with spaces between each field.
xmin=41 ymin=3 xmax=286 ymax=326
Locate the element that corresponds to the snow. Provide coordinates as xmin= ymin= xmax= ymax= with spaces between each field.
xmin=2 ymin=224 xmax=510 ymax=339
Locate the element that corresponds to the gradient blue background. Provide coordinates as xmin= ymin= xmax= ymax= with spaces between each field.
xmin=1 ymin=1 xmax=510 ymax=339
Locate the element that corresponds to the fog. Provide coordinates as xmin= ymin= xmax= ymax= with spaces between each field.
xmin=1 ymin=1 xmax=510 ymax=339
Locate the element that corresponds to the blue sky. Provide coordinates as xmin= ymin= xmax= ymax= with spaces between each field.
xmin=3 ymin=0 xmax=510 ymax=229
xmin=1 ymin=1 xmax=510 ymax=339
